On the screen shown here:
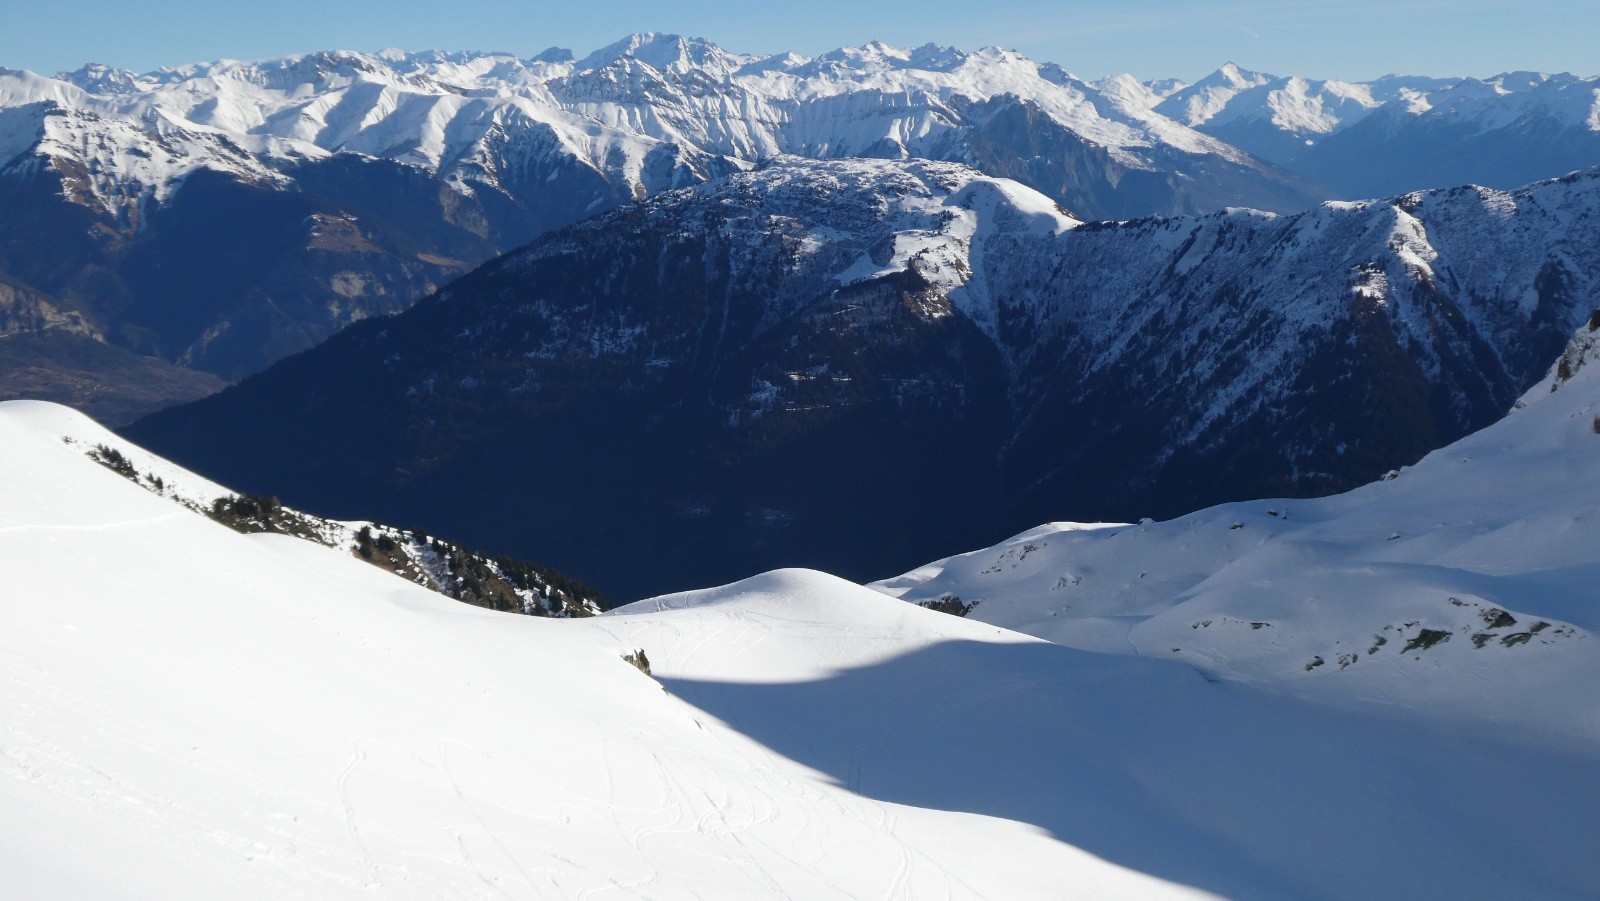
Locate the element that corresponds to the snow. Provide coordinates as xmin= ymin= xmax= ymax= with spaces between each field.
xmin=1160 ymin=62 xmax=1276 ymax=127
xmin=1094 ymin=73 xmax=1183 ymax=110
xmin=551 ymin=157 xmax=1600 ymax=463
xmin=8 ymin=325 xmax=1600 ymax=897
xmin=0 ymin=35 xmax=1275 ymax=221
xmin=823 ymin=164 xmax=1076 ymax=309
xmin=1155 ymin=65 xmax=1460 ymax=145
xmin=1157 ymin=64 xmax=1600 ymax=172
xmin=876 ymin=320 xmax=1600 ymax=754
xmin=0 ymin=399 xmax=1212 ymax=899
xmin=1422 ymin=72 xmax=1600 ymax=134
xmin=10 ymin=39 xmax=1598 ymax=229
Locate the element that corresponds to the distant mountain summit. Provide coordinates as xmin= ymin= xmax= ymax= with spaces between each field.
xmin=14 ymin=34 xmax=1316 ymax=228
xmin=1146 ymin=64 xmax=1600 ymax=195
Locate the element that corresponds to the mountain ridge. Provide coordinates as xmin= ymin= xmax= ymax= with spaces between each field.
xmin=126 ymin=158 xmax=1600 ymax=600
xmin=0 ymin=34 xmax=1335 ymax=418
xmin=1148 ymin=63 xmax=1600 ymax=195
xmin=7 ymin=36 xmax=1594 ymax=417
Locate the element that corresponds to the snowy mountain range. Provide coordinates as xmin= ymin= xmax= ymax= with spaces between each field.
xmin=3 ymin=36 xmax=1595 ymax=421
xmin=1139 ymin=63 xmax=1600 ymax=197
xmin=4 ymin=309 xmax=1599 ymax=898
xmin=13 ymin=35 xmax=1315 ymax=222
xmin=126 ymin=156 xmax=1600 ymax=600
xmin=0 ymin=34 xmax=1325 ymax=421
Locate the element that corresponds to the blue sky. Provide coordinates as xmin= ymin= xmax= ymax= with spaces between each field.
xmin=4 ymin=0 xmax=1595 ymax=82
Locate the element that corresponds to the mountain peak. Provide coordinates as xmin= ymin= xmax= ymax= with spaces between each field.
xmin=1095 ymin=73 xmax=1179 ymax=109
xmin=0 ymin=66 xmax=91 ymax=107
xmin=531 ymin=45 xmax=575 ymax=64
xmin=1211 ymin=61 xmax=1276 ymax=89
xmin=1489 ymin=70 xmax=1555 ymax=92
xmin=56 ymin=62 xmax=146 ymax=93
xmin=575 ymin=32 xmax=747 ymax=77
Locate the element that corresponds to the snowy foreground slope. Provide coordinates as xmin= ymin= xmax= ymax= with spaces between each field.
xmin=879 ymin=320 xmax=1600 ymax=752
xmin=6 ymin=400 xmax=1600 ymax=898
xmin=0 ymin=401 xmax=1197 ymax=900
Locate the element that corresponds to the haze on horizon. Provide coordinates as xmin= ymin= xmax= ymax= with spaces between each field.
xmin=4 ymin=0 xmax=1597 ymax=84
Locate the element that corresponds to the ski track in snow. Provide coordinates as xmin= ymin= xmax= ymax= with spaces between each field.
xmin=435 ymin=738 xmax=535 ymax=897
xmin=335 ymin=741 xmax=381 ymax=890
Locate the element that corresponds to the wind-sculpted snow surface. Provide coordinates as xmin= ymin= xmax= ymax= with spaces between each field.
xmin=7 ymin=400 xmax=1599 ymax=899
xmin=878 ymin=317 xmax=1600 ymax=748
xmin=615 ymin=574 xmax=1600 ymax=899
xmin=128 ymin=159 xmax=1600 ymax=599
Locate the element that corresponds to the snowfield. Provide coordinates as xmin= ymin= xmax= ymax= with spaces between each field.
xmin=6 ymin=339 xmax=1600 ymax=897
xmin=879 ymin=320 xmax=1600 ymax=749
xmin=1 ymin=401 xmax=1208 ymax=900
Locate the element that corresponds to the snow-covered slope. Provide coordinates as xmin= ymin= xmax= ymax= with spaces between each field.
xmin=1157 ymin=63 xmax=1278 ymax=127
xmin=878 ymin=315 xmax=1600 ymax=749
xmin=8 ymin=398 xmax=1600 ymax=898
xmin=0 ymin=399 xmax=1209 ymax=899
xmin=3 ymin=40 xmax=1592 ymax=405
xmin=1094 ymin=74 xmax=1188 ymax=111
xmin=69 ymin=425 xmax=606 ymax=616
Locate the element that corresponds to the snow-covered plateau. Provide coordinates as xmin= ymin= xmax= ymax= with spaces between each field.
xmin=5 ymin=315 xmax=1600 ymax=898
xmin=4 ymin=400 xmax=1199 ymax=900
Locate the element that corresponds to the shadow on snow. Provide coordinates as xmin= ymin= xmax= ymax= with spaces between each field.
xmin=664 ymin=639 xmax=1599 ymax=900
